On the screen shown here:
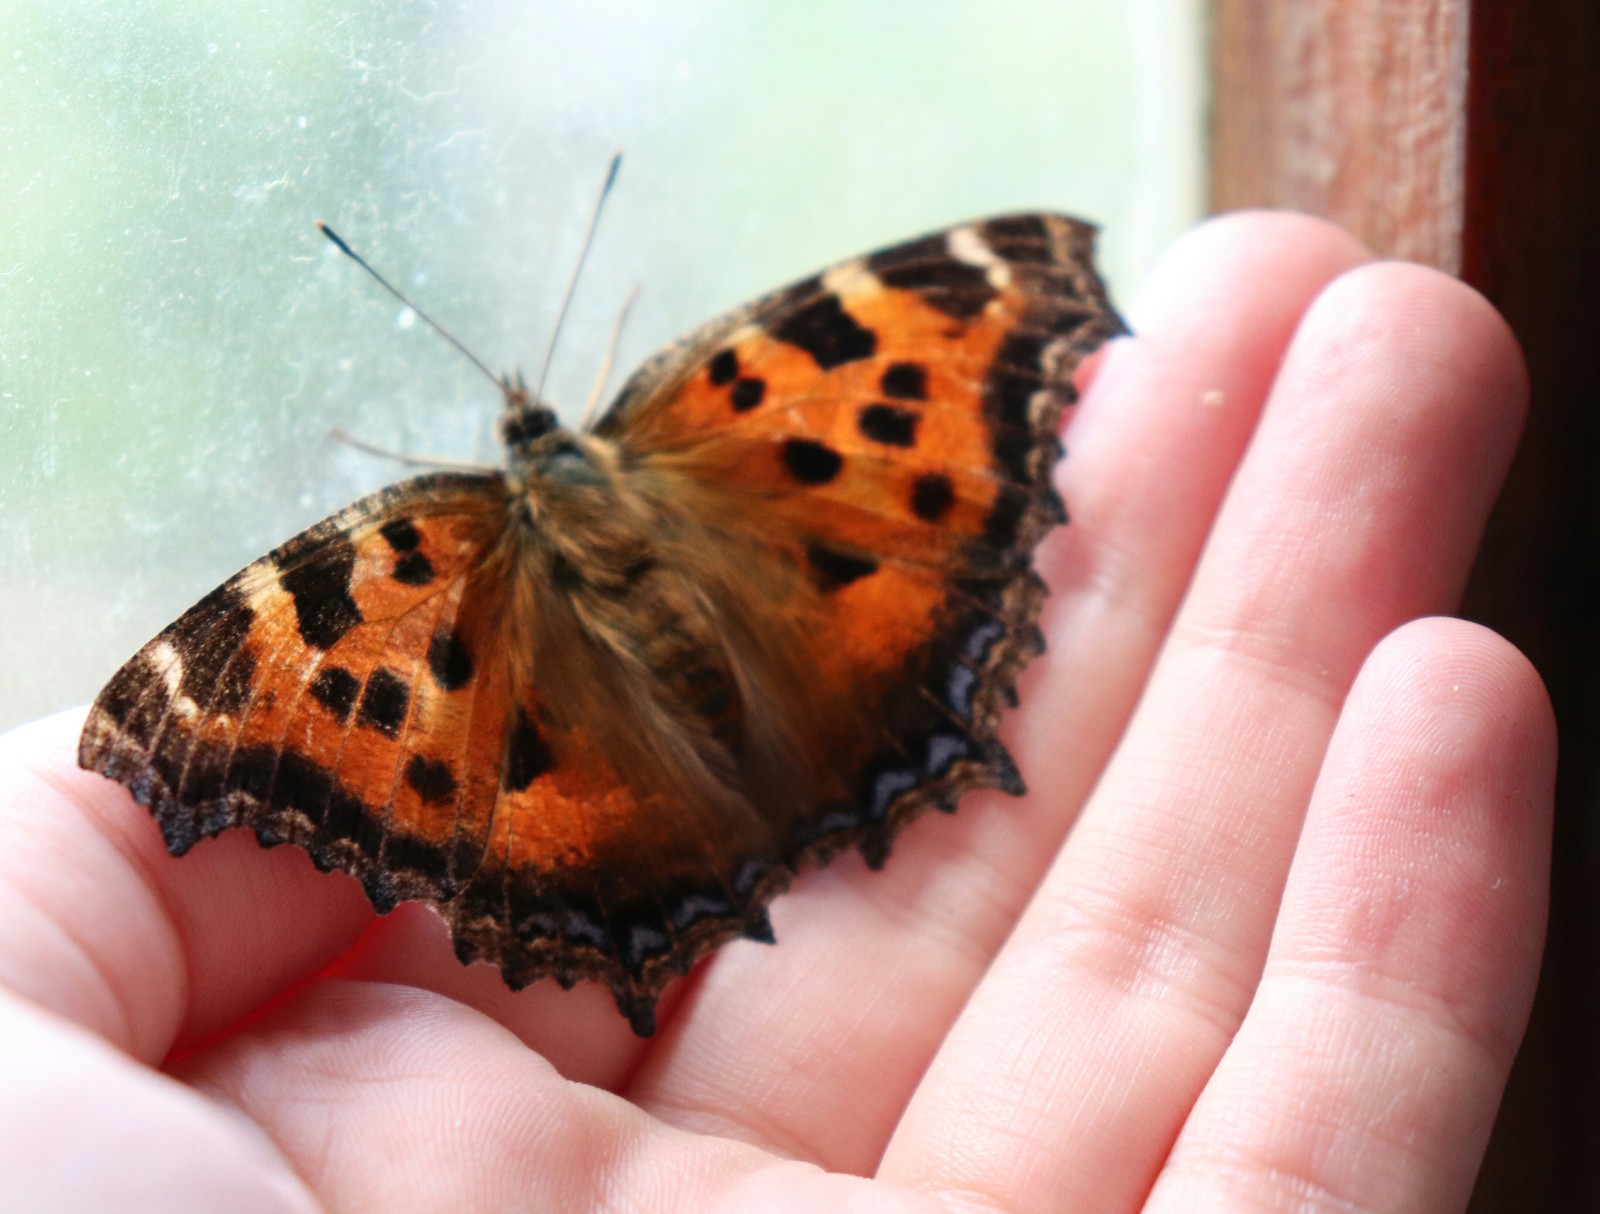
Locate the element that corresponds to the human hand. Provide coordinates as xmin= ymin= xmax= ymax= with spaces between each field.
xmin=0 ymin=212 xmax=1551 ymax=1212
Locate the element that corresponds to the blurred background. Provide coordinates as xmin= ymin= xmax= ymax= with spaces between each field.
xmin=0 ymin=0 xmax=1203 ymax=725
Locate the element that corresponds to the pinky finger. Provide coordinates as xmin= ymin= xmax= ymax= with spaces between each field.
xmin=1146 ymin=618 xmax=1554 ymax=1214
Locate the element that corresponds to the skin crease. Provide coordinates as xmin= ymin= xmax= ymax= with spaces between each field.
xmin=0 ymin=213 xmax=1551 ymax=1213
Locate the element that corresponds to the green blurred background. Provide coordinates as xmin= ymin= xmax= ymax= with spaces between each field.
xmin=0 ymin=0 xmax=1204 ymax=729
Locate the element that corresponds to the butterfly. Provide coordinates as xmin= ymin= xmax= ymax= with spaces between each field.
xmin=79 ymin=211 xmax=1125 ymax=1035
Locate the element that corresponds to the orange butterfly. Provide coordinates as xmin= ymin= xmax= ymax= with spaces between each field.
xmin=79 ymin=209 xmax=1124 ymax=1035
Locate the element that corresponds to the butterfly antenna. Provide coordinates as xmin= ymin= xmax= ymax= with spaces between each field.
xmin=534 ymin=151 xmax=622 ymax=405
xmin=315 ymin=220 xmax=504 ymax=393
xmin=328 ymin=427 xmax=499 ymax=473
xmin=580 ymin=283 xmax=640 ymax=430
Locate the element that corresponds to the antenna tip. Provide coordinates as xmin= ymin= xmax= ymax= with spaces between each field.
xmin=316 ymin=221 xmax=356 ymax=258
xmin=604 ymin=151 xmax=622 ymax=188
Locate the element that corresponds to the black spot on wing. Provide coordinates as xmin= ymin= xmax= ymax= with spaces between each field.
xmin=358 ymin=667 xmax=410 ymax=738
xmin=502 ymin=710 xmax=553 ymax=792
xmin=404 ymin=754 xmax=458 ymax=805
xmin=674 ymin=661 xmax=734 ymax=723
xmin=911 ymin=472 xmax=955 ymax=523
xmin=805 ymin=542 xmax=878 ymax=591
xmin=729 ymin=376 xmax=766 ymax=412
xmin=391 ymin=551 xmax=435 ymax=586
xmin=310 ymin=666 xmax=360 ymax=721
xmin=427 ymin=628 xmax=474 ymax=691
xmin=880 ymin=361 xmax=928 ymax=400
xmin=707 ymin=348 xmax=739 ymax=385
xmin=857 ymin=403 xmax=918 ymax=448
xmin=770 ymin=289 xmax=877 ymax=369
xmin=277 ymin=536 xmax=363 ymax=651
xmin=781 ymin=438 xmax=843 ymax=485
xmin=379 ymin=518 xmax=422 ymax=552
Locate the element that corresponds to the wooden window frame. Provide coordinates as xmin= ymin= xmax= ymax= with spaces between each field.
xmin=1210 ymin=2 xmax=1600 ymax=1207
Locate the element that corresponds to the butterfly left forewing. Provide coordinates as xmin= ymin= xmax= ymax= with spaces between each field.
xmin=80 ymin=473 xmax=513 ymax=907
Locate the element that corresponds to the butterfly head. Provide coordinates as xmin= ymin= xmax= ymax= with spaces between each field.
xmin=499 ymin=371 xmax=564 ymax=462
xmin=496 ymin=370 xmax=623 ymax=506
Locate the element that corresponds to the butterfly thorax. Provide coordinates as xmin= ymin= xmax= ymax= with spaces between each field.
xmin=497 ymin=387 xmax=657 ymax=584
xmin=499 ymin=404 xmax=641 ymax=578
xmin=489 ymin=398 xmax=756 ymax=802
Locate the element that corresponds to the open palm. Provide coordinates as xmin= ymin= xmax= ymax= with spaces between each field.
xmin=0 ymin=213 xmax=1551 ymax=1213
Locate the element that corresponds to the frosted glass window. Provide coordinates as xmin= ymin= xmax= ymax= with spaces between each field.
xmin=1 ymin=1 xmax=1205 ymax=730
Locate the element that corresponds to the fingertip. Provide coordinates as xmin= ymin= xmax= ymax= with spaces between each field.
xmin=1325 ymin=615 xmax=1556 ymax=992
xmin=1127 ymin=209 xmax=1374 ymax=335
xmin=1358 ymin=616 xmax=1555 ymax=808
xmin=1297 ymin=261 xmax=1530 ymax=438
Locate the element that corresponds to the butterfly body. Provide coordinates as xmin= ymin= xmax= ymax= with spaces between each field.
xmin=80 ymin=213 xmax=1125 ymax=1035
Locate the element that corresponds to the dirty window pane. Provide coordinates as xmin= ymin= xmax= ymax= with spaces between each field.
xmin=0 ymin=1 xmax=1205 ymax=729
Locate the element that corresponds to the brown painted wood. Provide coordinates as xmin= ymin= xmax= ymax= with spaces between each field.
xmin=1211 ymin=0 xmax=1600 ymax=1206
xmin=1211 ymin=0 xmax=1470 ymax=269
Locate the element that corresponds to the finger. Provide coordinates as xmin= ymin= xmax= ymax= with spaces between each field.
xmin=881 ymin=264 xmax=1529 ymax=1208
xmin=620 ymin=214 xmax=1372 ymax=1171
xmin=175 ymin=980 xmax=934 ymax=1214
xmin=1143 ymin=619 xmax=1552 ymax=1212
xmin=0 ymin=985 xmax=318 ymax=1213
xmin=327 ymin=899 xmax=653 ymax=1089
xmin=0 ymin=709 xmax=373 ymax=1061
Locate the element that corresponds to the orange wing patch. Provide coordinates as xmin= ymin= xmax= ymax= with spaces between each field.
xmin=81 ymin=213 xmax=1125 ymax=1036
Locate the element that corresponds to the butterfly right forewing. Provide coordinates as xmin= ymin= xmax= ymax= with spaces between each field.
xmin=595 ymin=213 xmax=1126 ymax=869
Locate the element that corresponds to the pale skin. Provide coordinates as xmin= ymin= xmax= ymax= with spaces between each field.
xmin=0 ymin=213 xmax=1552 ymax=1212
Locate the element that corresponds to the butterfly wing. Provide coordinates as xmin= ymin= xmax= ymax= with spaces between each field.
xmin=79 ymin=474 xmax=523 ymax=908
xmin=595 ymin=212 xmax=1125 ymax=863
